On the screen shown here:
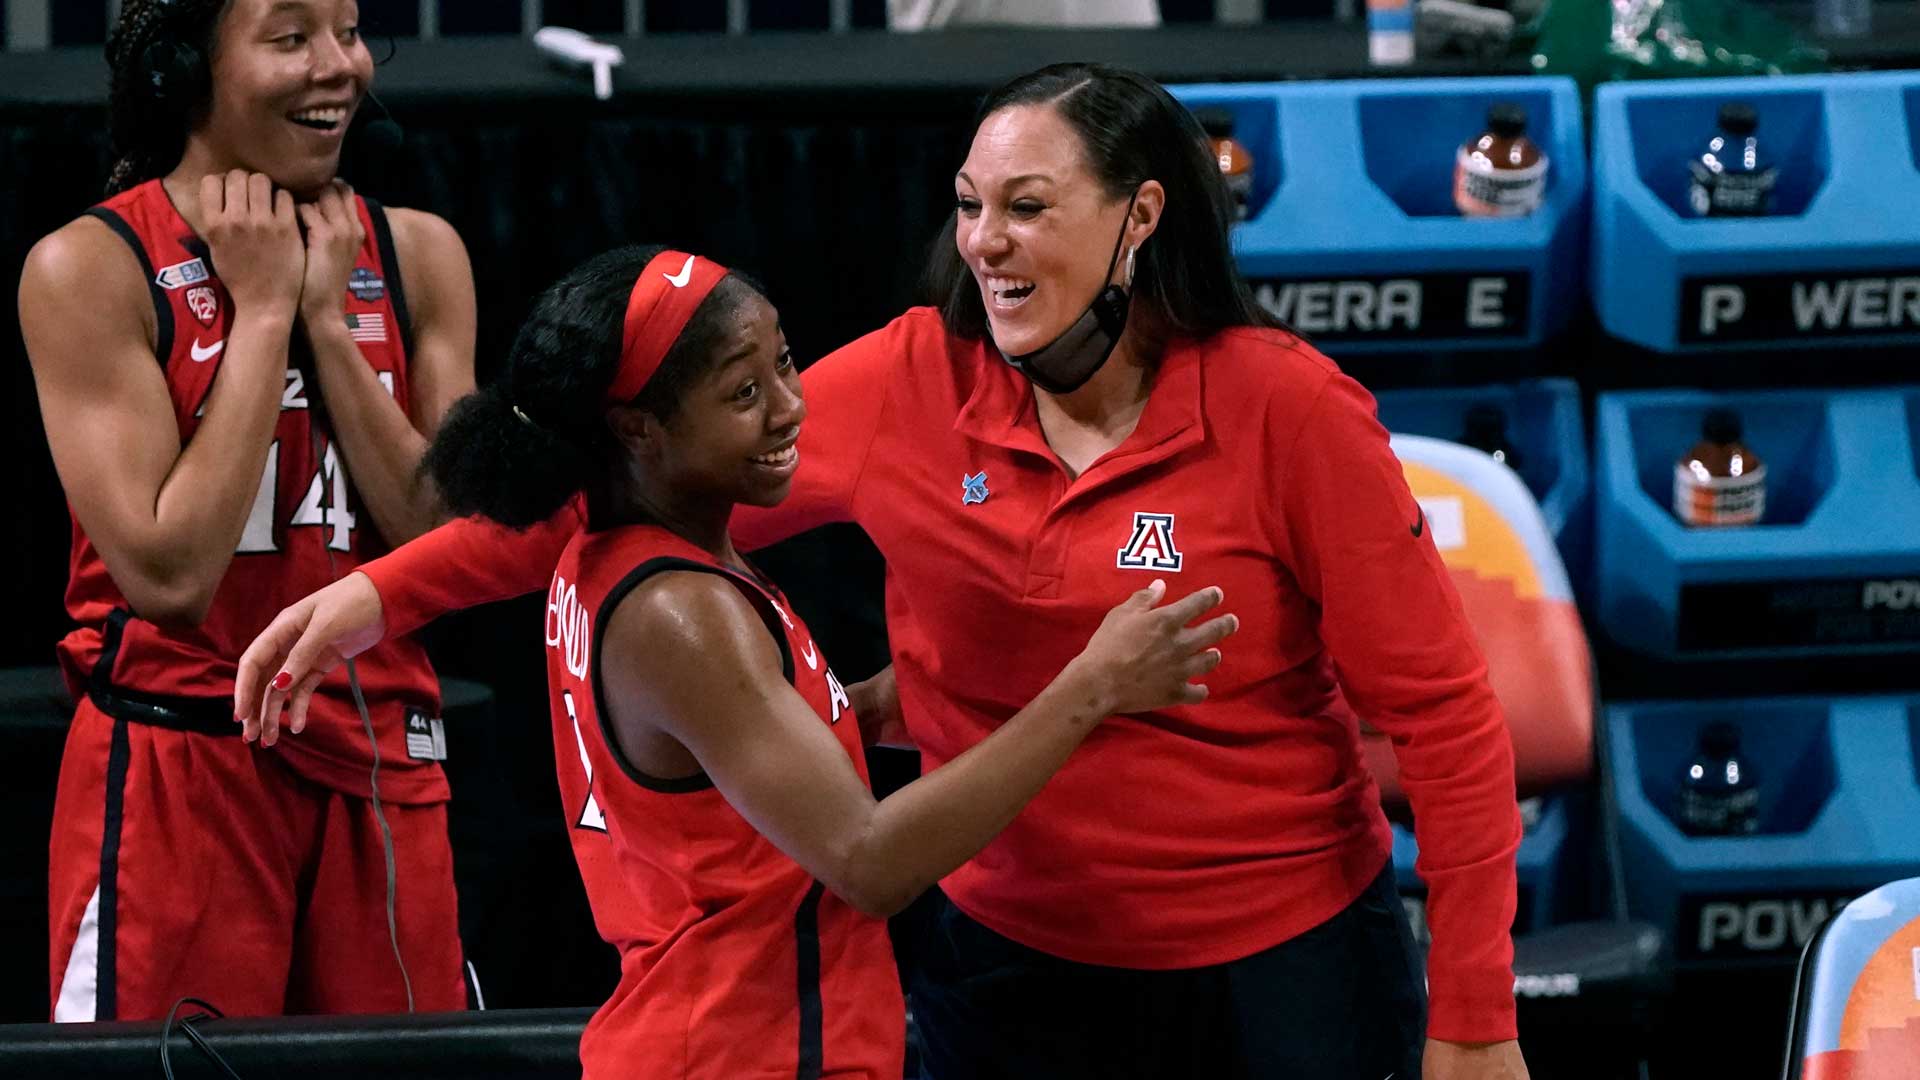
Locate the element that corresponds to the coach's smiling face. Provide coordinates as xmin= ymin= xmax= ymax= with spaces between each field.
xmin=197 ymin=0 xmax=373 ymax=199
xmin=952 ymin=103 xmax=1162 ymax=363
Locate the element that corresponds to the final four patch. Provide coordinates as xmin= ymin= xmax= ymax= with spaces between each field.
xmin=348 ymin=267 xmax=386 ymax=303
xmin=1117 ymin=512 xmax=1183 ymax=571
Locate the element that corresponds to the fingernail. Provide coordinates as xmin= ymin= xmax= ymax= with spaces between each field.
xmin=271 ymin=671 xmax=293 ymax=691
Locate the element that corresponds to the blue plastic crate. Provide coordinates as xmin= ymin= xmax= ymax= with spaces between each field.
xmin=1606 ymin=695 xmax=1920 ymax=971
xmin=1592 ymin=71 xmax=1920 ymax=353
xmin=1593 ymin=387 xmax=1920 ymax=659
xmin=1374 ymin=378 xmax=1588 ymax=572
xmin=1170 ymin=76 xmax=1587 ymax=353
xmin=1393 ymin=794 xmax=1571 ymax=943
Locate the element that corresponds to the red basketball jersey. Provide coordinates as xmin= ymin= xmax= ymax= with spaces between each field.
xmin=57 ymin=179 xmax=446 ymax=802
xmin=547 ymin=525 xmax=903 ymax=1079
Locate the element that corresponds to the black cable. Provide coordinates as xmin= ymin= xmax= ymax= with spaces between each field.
xmin=158 ymin=996 xmax=244 ymax=1080
xmin=309 ymin=393 xmax=414 ymax=1014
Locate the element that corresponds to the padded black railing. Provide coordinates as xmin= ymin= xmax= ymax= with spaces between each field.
xmin=0 ymin=1007 xmax=592 ymax=1079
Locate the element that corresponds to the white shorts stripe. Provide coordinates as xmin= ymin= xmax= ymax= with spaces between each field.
xmin=53 ymin=884 xmax=102 ymax=1022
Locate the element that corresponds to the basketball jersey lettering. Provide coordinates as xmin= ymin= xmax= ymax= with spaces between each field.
xmin=824 ymin=666 xmax=851 ymax=725
xmin=281 ymin=369 xmax=309 ymax=410
xmin=546 ymin=574 xmax=591 ymax=680
xmin=289 ymin=442 xmax=356 ymax=551
xmin=237 ymin=443 xmax=281 ymax=552
xmin=237 ymin=439 xmax=356 ymax=554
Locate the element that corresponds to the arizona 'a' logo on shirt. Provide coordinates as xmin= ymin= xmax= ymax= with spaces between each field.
xmin=1116 ymin=512 xmax=1183 ymax=572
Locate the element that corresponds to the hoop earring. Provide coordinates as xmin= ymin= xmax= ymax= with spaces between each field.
xmin=1123 ymin=246 xmax=1137 ymax=289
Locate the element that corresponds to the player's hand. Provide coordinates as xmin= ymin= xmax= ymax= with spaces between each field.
xmin=234 ymin=571 xmax=387 ymax=746
xmin=1424 ymin=1037 xmax=1530 ymax=1080
xmin=850 ymin=665 xmax=911 ymax=749
xmin=200 ymin=170 xmax=303 ymax=321
xmin=1071 ymin=581 xmax=1237 ymax=717
xmin=296 ymin=180 xmax=366 ymax=328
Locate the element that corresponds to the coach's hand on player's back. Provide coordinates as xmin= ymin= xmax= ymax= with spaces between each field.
xmin=200 ymin=170 xmax=304 ymax=322
xmin=1068 ymin=581 xmax=1236 ymax=717
xmin=234 ymin=570 xmax=387 ymax=746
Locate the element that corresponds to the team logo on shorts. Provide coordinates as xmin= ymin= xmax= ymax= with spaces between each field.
xmin=186 ymin=286 xmax=219 ymax=327
xmin=1116 ymin=511 xmax=1183 ymax=572
xmin=154 ymin=257 xmax=209 ymax=291
xmin=348 ymin=267 xmax=386 ymax=303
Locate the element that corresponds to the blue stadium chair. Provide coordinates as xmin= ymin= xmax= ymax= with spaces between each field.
xmin=1786 ymin=876 xmax=1920 ymax=1080
xmin=1384 ymin=436 xmax=1666 ymax=1070
xmin=1376 ymin=434 xmax=1593 ymax=805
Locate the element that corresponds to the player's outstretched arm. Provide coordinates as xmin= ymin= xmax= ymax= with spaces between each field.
xmin=236 ymin=501 xmax=582 ymax=742
xmin=611 ymin=574 xmax=1235 ymax=919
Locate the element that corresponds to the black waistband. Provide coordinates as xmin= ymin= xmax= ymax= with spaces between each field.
xmin=86 ymin=683 xmax=238 ymax=736
xmin=83 ymin=608 xmax=433 ymax=737
xmin=84 ymin=608 xmax=237 ymax=736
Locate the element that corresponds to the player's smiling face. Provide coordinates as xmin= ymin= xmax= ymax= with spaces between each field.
xmin=197 ymin=0 xmax=372 ymax=198
xmin=652 ymin=294 xmax=806 ymax=510
xmin=953 ymin=103 xmax=1138 ymax=357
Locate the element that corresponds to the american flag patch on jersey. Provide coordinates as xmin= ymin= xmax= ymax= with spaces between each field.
xmin=345 ymin=312 xmax=388 ymax=343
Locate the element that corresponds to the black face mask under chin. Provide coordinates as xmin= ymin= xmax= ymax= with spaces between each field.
xmin=992 ymin=193 xmax=1136 ymax=396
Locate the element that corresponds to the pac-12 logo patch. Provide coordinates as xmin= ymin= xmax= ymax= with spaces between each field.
xmin=1116 ymin=512 xmax=1183 ymax=572
xmin=186 ymin=286 xmax=219 ymax=327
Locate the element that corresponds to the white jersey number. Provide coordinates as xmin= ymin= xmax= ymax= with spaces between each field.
xmin=236 ymin=441 xmax=357 ymax=554
xmin=563 ymin=690 xmax=609 ymax=832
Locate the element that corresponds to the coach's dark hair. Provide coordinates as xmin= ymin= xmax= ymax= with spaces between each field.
xmin=925 ymin=62 xmax=1285 ymax=344
xmin=105 ymin=0 xmax=231 ymax=195
xmin=427 ymin=246 xmax=766 ymax=529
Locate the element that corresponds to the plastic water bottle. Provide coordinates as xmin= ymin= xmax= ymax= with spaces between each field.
xmin=1673 ymin=408 xmax=1766 ymax=528
xmin=1368 ymin=0 xmax=1415 ymax=65
xmin=1687 ymin=104 xmax=1777 ymax=218
xmin=1676 ymin=722 xmax=1760 ymax=837
xmin=1453 ymin=104 xmax=1549 ymax=218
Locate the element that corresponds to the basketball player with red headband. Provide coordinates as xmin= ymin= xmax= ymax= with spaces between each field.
xmin=332 ymin=245 xmax=1234 ymax=1078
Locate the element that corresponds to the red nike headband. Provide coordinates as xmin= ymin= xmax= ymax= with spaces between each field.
xmin=606 ymin=250 xmax=731 ymax=406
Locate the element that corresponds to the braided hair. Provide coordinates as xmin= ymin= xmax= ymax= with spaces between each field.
xmin=104 ymin=0 xmax=231 ymax=195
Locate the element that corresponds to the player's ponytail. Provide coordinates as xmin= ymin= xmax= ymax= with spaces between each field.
xmin=427 ymin=245 xmax=766 ymax=530
xmin=428 ymin=384 xmax=598 ymax=529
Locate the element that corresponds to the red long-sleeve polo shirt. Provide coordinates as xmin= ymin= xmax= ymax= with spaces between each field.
xmin=366 ymin=307 xmax=1521 ymax=1041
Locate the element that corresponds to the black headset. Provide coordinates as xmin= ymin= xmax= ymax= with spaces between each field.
xmin=127 ymin=0 xmax=214 ymax=119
